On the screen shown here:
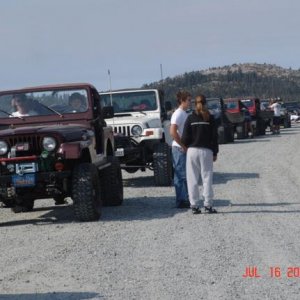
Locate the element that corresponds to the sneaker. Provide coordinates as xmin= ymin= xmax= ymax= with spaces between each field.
xmin=176 ymin=202 xmax=190 ymax=209
xmin=192 ymin=207 xmax=201 ymax=214
xmin=204 ymin=206 xmax=217 ymax=214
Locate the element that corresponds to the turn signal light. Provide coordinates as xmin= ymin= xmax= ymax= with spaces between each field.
xmin=54 ymin=162 xmax=64 ymax=171
xmin=145 ymin=130 xmax=154 ymax=136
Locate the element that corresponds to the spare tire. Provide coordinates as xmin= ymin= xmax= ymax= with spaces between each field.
xmin=99 ymin=157 xmax=124 ymax=206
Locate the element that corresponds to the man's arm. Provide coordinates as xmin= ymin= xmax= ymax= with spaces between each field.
xmin=170 ymin=124 xmax=187 ymax=151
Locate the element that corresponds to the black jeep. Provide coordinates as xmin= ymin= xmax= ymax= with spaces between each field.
xmin=206 ymin=98 xmax=235 ymax=144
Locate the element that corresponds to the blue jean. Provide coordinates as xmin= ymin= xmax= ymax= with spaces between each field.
xmin=172 ymin=146 xmax=189 ymax=206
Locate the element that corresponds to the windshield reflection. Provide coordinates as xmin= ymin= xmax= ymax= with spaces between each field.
xmin=0 ymin=89 xmax=88 ymax=119
xmin=100 ymin=91 xmax=157 ymax=113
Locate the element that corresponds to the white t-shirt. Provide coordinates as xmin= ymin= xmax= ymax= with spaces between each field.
xmin=270 ymin=103 xmax=281 ymax=117
xmin=11 ymin=110 xmax=37 ymax=117
xmin=170 ymin=107 xmax=188 ymax=148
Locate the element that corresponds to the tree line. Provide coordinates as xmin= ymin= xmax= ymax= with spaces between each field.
xmin=143 ymin=66 xmax=300 ymax=105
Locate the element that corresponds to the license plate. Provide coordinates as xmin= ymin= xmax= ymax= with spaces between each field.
xmin=12 ymin=173 xmax=36 ymax=187
xmin=115 ymin=148 xmax=125 ymax=157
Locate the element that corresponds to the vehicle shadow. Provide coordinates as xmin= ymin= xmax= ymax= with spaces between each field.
xmin=232 ymin=138 xmax=271 ymax=144
xmin=231 ymin=202 xmax=298 ymax=207
xmin=221 ymin=209 xmax=300 ymax=214
xmin=276 ymin=131 xmax=299 ymax=135
xmin=122 ymin=175 xmax=157 ymax=187
xmin=214 ymin=172 xmax=259 ymax=184
xmin=102 ymin=197 xmax=231 ymax=221
xmin=0 ymin=204 xmax=74 ymax=227
xmin=0 ymin=196 xmax=191 ymax=226
xmin=220 ymin=201 xmax=300 ymax=214
xmin=0 ymin=292 xmax=102 ymax=300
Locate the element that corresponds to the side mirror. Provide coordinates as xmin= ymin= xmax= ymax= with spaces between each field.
xmin=165 ymin=101 xmax=172 ymax=112
xmin=102 ymin=106 xmax=114 ymax=119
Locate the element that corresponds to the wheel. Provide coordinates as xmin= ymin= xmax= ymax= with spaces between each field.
xmin=258 ymin=120 xmax=266 ymax=135
xmin=53 ymin=195 xmax=67 ymax=205
xmin=153 ymin=143 xmax=172 ymax=186
xmin=124 ymin=167 xmax=139 ymax=173
xmin=1 ymin=198 xmax=14 ymax=208
xmin=72 ymin=163 xmax=102 ymax=221
xmin=283 ymin=118 xmax=289 ymax=128
xmin=12 ymin=197 xmax=34 ymax=213
xmin=236 ymin=124 xmax=246 ymax=139
xmin=228 ymin=126 xmax=235 ymax=142
xmin=99 ymin=157 xmax=123 ymax=206
xmin=218 ymin=126 xmax=225 ymax=144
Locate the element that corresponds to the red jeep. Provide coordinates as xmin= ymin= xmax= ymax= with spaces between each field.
xmin=240 ymin=97 xmax=271 ymax=135
xmin=0 ymin=83 xmax=123 ymax=221
xmin=223 ymin=98 xmax=248 ymax=139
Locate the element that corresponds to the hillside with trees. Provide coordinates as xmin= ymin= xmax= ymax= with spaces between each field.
xmin=143 ymin=63 xmax=300 ymax=104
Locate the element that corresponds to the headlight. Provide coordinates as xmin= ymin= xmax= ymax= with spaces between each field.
xmin=42 ymin=137 xmax=56 ymax=151
xmin=0 ymin=141 xmax=8 ymax=155
xmin=131 ymin=125 xmax=143 ymax=136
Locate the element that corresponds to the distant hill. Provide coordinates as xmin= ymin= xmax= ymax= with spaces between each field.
xmin=142 ymin=63 xmax=300 ymax=104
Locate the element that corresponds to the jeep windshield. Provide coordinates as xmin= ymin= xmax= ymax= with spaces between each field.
xmin=225 ymin=101 xmax=238 ymax=110
xmin=0 ymin=89 xmax=88 ymax=119
xmin=100 ymin=91 xmax=158 ymax=113
xmin=206 ymin=99 xmax=221 ymax=118
xmin=241 ymin=99 xmax=253 ymax=108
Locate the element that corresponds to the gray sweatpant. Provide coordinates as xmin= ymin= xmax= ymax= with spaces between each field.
xmin=186 ymin=147 xmax=214 ymax=208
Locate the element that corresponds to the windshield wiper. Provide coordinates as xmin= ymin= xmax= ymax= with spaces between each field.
xmin=134 ymin=110 xmax=146 ymax=115
xmin=38 ymin=103 xmax=64 ymax=117
xmin=0 ymin=109 xmax=24 ymax=120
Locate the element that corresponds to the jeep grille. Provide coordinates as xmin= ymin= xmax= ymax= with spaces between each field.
xmin=7 ymin=135 xmax=42 ymax=153
xmin=113 ymin=126 xmax=131 ymax=136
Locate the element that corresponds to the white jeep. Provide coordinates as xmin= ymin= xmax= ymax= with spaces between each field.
xmin=99 ymin=88 xmax=173 ymax=186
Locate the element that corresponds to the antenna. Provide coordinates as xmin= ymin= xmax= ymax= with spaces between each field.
xmin=107 ymin=69 xmax=115 ymax=128
xmin=108 ymin=69 xmax=113 ymax=106
xmin=160 ymin=63 xmax=164 ymax=91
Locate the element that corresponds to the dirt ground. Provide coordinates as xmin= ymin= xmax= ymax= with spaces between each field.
xmin=0 ymin=124 xmax=300 ymax=300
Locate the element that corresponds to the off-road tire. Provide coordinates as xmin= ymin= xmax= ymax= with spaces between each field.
xmin=99 ymin=157 xmax=123 ymax=206
xmin=1 ymin=199 xmax=14 ymax=208
xmin=218 ymin=126 xmax=225 ymax=144
xmin=236 ymin=124 xmax=246 ymax=139
xmin=72 ymin=163 xmax=102 ymax=221
xmin=227 ymin=126 xmax=235 ymax=143
xmin=54 ymin=195 xmax=67 ymax=205
xmin=124 ymin=167 xmax=139 ymax=173
xmin=283 ymin=117 xmax=289 ymax=128
xmin=12 ymin=197 xmax=34 ymax=213
xmin=256 ymin=119 xmax=266 ymax=135
xmin=153 ymin=142 xmax=172 ymax=186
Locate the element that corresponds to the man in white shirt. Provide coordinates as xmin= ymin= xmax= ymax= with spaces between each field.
xmin=269 ymin=99 xmax=281 ymax=134
xmin=170 ymin=91 xmax=191 ymax=208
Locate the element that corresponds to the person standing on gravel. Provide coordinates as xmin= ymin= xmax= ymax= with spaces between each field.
xmin=170 ymin=90 xmax=192 ymax=208
xmin=181 ymin=94 xmax=219 ymax=214
xmin=269 ymin=99 xmax=281 ymax=134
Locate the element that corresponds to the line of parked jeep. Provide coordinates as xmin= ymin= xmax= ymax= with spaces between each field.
xmin=204 ymin=97 xmax=293 ymax=144
xmin=0 ymin=83 xmax=296 ymax=222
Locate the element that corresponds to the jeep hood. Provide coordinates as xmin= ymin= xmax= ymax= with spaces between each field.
xmin=106 ymin=115 xmax=161 ymax=128
xmin=0 ymin=124 xmax=91 ymax=141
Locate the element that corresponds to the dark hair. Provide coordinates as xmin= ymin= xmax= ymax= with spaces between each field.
xmin=194 ymin=94 xmax=210 ymax=121
xmin=12 ymin=94 xmax=27 ymax=102
xmin=176 ymin=90 xmax=191 ymax=105
xmin=70 ymin=92 xmax=84 ymax=101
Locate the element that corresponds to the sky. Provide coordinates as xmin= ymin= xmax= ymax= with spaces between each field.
xmin=0 ymin=0 xmax=299 ymax=91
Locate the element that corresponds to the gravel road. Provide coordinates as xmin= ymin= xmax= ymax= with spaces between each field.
xmin=0 ymin=124 xmax=300 ymax=300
